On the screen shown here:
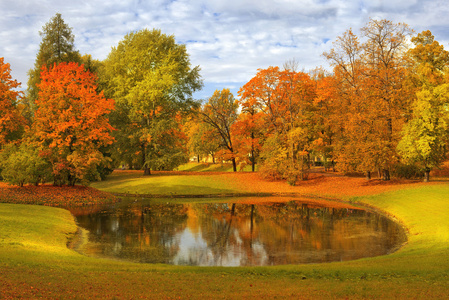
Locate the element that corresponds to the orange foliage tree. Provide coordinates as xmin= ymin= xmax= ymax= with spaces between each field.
xmin=231 ymin=109 xmax=264 ymax=171
xmin=311 ymin=69 xmax=339 ymax=171
xmin=33 ymin=62 xmax=115 ymax=185
xmin=0 ymin=57 xmax=26 ymax=144
xmin=323 ymin=28 xmax=374 ymax=177
xmin=239 ymin=66 xmax=316 ymax=182
xmin=324 ymin=19 xmax=412 ymax=180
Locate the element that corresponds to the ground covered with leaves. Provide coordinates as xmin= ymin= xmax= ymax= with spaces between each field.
xmin=0 ymin=182 xmax=117 ymax=207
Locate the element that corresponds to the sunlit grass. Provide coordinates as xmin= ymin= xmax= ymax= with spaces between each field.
xmin=0 ymin=204 xmax=78 ymax=263
xmin=176 ymin=162 xmax=258 ymax=172
xmin=91 ymin=171 xmax=238 ymax=195
xmin=1 ymin=182 xmax=449 ymax=298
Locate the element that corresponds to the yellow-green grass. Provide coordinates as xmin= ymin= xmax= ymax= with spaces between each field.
xmin=1 ymin=185 xmax=449 ymax=298
xmin=91 ymin=171 xmax=239 ymax=195
xmin=176 ymin=162 xmax=258 ymax=172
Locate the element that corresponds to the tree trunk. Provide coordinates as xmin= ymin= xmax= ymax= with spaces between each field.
xmin=424 ymin=168 xmax=430 ymax=182
xmin=231 ymin=157 xmax=237 ymax=172
xmin=251 ymin=132 xmax=256 ymax=172
xmin=382 ymin=169 xmax=390 ymax=181
xmin=366 ymin=171 xmax=371 ymax=180
xmin=141 ymin=143 xmax=151 ymax=175
xmin=144 ymin=166 xmax=151 ymax=175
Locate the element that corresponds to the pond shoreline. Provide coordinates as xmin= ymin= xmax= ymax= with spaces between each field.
xmin=2 ymin=174 xmax=449 ymax=298
xmin=71 ymin=196 xmax=407 ymax=266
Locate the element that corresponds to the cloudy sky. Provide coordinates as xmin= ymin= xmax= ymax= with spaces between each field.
xmin=1 ymin=0 xmax=449 ymax=99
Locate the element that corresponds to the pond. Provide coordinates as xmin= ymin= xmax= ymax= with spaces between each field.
xmin=69 ymin=198 xmax=406 ymax=267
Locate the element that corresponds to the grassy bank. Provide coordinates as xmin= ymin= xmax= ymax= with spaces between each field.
xmin=91 ymin=169 xmax=429 ymax=198
xmin=1 ymin=173 xmax=449 ymax=298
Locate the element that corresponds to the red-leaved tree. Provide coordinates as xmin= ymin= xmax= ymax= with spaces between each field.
xmin=34 ymin=62 xmax=115 ymax=185
xmin=0 ymin=57 xmax=26 ymax=144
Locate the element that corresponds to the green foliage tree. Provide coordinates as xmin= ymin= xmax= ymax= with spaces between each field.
xmin=186 ymin=118 xmax=221 ymax=163
xmin=100 ymin=29 xmax=202 ymax=174
xmin=26 ymin=13 xmax=81 ymax=119
xmin=397 ymin=86 xmax=449 ymax=181
xmin=398 ymin=31 xmax=449 ymax=182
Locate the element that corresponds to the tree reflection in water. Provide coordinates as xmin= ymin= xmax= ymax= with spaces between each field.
xmin=71 ymin=199 xmax=406 ymax=266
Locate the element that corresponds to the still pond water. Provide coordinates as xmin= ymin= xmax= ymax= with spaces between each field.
xmin=70 ymin=198 xmax=406 ymax=267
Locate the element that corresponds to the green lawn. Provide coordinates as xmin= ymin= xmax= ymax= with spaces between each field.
xmin=176 ymin=162 xmax=258 ymax=172
xmin=1 ymin=181 xmax=449 ymax=298
xmin=91 ymin=172 xmax=238 ymax=195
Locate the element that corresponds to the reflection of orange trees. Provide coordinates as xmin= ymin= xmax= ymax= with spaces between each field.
xmin=186 ymin=205 xmax=200 ymax=235
xmin=188 ymin=202 xmax=402 ymax=264
xmin=76 ymin=203 xmax=189 ymax=263
xmin=74 ymin=200 xmax=405 ymax=265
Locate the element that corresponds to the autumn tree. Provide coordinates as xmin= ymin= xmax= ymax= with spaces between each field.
xmin=80 ymin=54 xmax=102 ymax=75
xmin=185 ymin=118 xmax=221 ymax=163
xmin=310 ymin=69 xmax=339 ymax=171
xmin=0 ymin=57 xmax=26 ymax=145
xmin=200 ymin=89 xmax=239 ymax=171
xmin=33 ymin=62 xmax=114 ymax=186
xmin=323 ymin=29 xmax=377 ymax=178
xmin=101 ymin=29 xmax=202 ymax=174
xmin=324 ymin=20 xmax=412 ymax=180
xmin=239 ymin=67 xmax=316 ymax=182
xmin=231 ymin=109 xmax=264 ymax=171
xmin=26 ymin=13 xmax=81 ymax=119
xmin=397 ymin=31 xmax=449 ymax=181
xmin=361 ymin=19 xmax=413 ymax=180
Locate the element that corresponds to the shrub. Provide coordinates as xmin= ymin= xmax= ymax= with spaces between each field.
xmin=0 ymin=141 xmax=52 ymax=186
xmin=392 ymin=163 xmax=423 ymax=179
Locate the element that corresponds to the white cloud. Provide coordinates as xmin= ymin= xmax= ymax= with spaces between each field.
xmin=1 ymin=0 xmax=449 ymax=99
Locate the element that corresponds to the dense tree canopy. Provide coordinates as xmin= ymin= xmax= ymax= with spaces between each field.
xmin=323 ymin=19 xmax=414 ymax=180
xmin=238 ymin=66 xmax=317 ymax=181
xmin=33 ymin=62 xmax=115 ymax=185
xmin=0 ymin=57 xmax=26 ymax=145
xmin=2 ymin=18 xmax=449 ymax=186
xmin=101 ymin=28 xmax=202 ymax=174
xmin=397 ymin=31 xmax=449 ymax=181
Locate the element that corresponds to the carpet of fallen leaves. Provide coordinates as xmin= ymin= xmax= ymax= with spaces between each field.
xmin=0 ymin=182 xmax=117 ymax=207
xmin=219 ymin=172 xmax=430 ymax=198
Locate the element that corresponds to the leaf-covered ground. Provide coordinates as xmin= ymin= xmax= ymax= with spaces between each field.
xmin=0 ymin=182 xmax=117 ymax=207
